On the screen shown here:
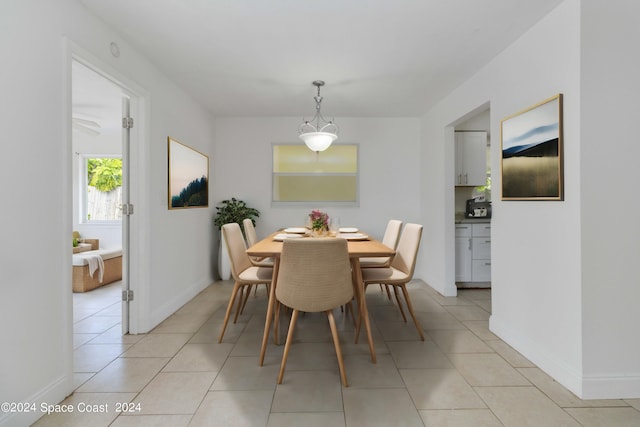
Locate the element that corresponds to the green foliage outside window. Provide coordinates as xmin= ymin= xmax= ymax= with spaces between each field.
xmin=88 ymin=158 xmax=122 ymax=192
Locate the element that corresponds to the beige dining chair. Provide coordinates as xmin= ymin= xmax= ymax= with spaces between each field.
xmin=359 ymin=219 xmax=402 ymax=268
xmin=359 ymin=219 xmax=402 ymax=299
xmin=275 ymin=238 xmax=354 ymax=387
xmin=243 ymin=218 xmax=274 ymax=267
xmin=240 ymin=218 xmax=273 ymax=310
xmin=360 ymin=223 xmax=425 ymax=340
xmin=218 ymin=222 xmax=273 ymax=343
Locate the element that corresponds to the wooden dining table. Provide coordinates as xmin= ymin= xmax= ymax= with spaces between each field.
xmin=247 ymin=230 xmax=395 ymax=366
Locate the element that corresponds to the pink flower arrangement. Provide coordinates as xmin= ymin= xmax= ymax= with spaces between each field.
xmin=309 ymin=210 xmax=329 ymax=231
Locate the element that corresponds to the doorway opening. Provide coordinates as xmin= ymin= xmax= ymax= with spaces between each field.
xmin=71 ymin=58 xmax=133 ymax=354
xmin=449 ymin=103 xmax=492 ymax=291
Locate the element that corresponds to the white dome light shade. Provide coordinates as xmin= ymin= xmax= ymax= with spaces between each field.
xmin=298 ymin=80 xmax=339 ymax=152
xmin=299 ymin=131 xmax=337 ymax=152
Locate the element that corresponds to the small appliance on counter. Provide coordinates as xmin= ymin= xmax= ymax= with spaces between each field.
xmin=465 ymin=197 xmax=491 ymax=219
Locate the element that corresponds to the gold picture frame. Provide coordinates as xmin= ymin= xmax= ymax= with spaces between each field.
xmin=168 ymin=136 xmax=209 ymax=209
xmin=500 ymin=94 xmax=564 ymax=201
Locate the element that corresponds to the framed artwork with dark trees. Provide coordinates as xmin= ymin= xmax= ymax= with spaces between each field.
xmin=168 ymin=136 xmax=209 ymax=209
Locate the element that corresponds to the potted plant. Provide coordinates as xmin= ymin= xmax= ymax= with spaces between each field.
xmin=214 ymin=197 xmax=260 ymax=235
xmin=309 ymin=209 xmax=330 ymax=237
xmin=213 ymin=198 xmax=260 ymax=279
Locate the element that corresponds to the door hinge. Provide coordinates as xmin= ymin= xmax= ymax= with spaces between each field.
xmin=121 ymin=203 xmax=134 ymax=215
xmin=122 ymin=289 xmax=134 ymax=302
xmin=122 ymin=117 xmax=134 ymax=129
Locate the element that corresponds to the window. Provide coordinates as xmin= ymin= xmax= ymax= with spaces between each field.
xmin=272 ymin=144 xmax=358 ymax=205
xmin=81 ymin=155 xmax=123 ymax=223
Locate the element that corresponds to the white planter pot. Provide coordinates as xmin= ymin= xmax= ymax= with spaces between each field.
xmin=218 ymin=232 xmax=231 ymax=280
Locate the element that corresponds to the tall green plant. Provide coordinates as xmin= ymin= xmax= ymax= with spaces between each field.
xmin=213 ymin=197 xmax=260 ymax=236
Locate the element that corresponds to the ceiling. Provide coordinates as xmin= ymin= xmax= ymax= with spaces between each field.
xmin=77 ymin=0 xmax=563 ymax=119
xmin=72 ymin=60 xmax=124 ymax=137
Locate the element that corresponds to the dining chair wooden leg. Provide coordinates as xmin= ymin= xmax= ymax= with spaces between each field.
xmin=354 ymin=286 xmax=366 ymax=344
xmin=245 ymin=283 xmax=267 ymax=315
xmin=379 ymin=283 xmax=392 ymax=300
xmin=275 ymin=300 xmax=283 ymax=344
xmin=274 ymin=301 xmax=281 ymax=345
xmin=348 ymin=258 xmax=376 ymax=363
xmin=354 ymin=282 xmax=368 ymax=344
xmin=259 ymin=259 xmax=280 ymax=366
xmin=392 ymin=285 xmax=408 ymax=322
xmin=354 ymin=291 xmax=363 ymax=344
xmin=353 ymin=282 xmax=376 ymax=363
xmin=259 ymin=293 xmax=274 ymax=366
xmin=362 ymin=301 xmax=377 ymax=363
xmin=353 ymin=288 xmax=368 ymax=347
xmin=240 ymin=284 xmax=253 ymax=315
xmin=277 ymin=309 xmax=300 ymax=384
xmin=233 ymin=285 xmax=246 ymax=323
xmin=219 ymin=282 xmax=241 ymax=343
xmin=346 ymin=301 xmax=356 ymax=329
xmin=327 ymin=309 xmax=348 ymax=387
xmin=274 ymin=302 xmax=293 ymax=344
xmin=400 ymin=284 xmax=425 ymax=341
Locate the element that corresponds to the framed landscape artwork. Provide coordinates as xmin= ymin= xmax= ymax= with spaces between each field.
xmin=168 ymin=137 xmax=209 ymax=209
xmin=500 ymin=94 xmax=564 ymax=201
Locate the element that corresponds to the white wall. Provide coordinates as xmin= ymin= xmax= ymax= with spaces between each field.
xmin=0 ymin=1 xmax=215 ymax=425
xmin=212 ymin=117 xmax=422 ymax=274
xmin=456 ymin=109 xmax=490 ymax=132
xmin=420 ymin=0 xmax=585 ymax=394
xmin=143 ymin=78 xmax=215 ymax=330
xmin=580 ymin=0 xmax=640 ymax=398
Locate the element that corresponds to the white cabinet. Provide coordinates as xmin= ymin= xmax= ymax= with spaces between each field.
xmin=471 ymin=223 xmax=491 ymax=282
xmin=455 ymin=131 xmax=487 ymax=186
xmin=455 ymin=224 xmax=472 ymax=282
xmin=455 ymin=222 xmax=491 ymax=284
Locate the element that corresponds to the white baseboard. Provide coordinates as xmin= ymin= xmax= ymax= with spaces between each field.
xmin=491 ymin=315 xmax=640 ymax=399
xmin=0 ymin=374 xmax=72 ymax=427
xmin=147 ymin=278 xmax=211 ymax=332
xmin=582 ymin=374 xmax=640 ymax=399
xmin=489 ymin=314 xmax=583 ymax=397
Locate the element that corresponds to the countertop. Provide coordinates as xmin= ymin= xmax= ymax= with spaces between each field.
xmin=455 ymin=213 xmax=491 ymax=224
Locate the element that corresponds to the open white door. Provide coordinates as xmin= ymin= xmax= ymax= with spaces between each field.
xmin=121 ymin=96 xmax=133 ymax=334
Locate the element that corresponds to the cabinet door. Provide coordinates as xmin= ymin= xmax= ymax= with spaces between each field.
xmin=472 ymin=223 xmax=491 ymax=237
xmin=472 ymin=237 xmax=491 ymax=260
xmin=472 ymin=260 xmax=492 ymax=282
xmin=455 ymin=224 xmax=472 ymax=237
xmin=455 ymin=236 xmax=472 ymax=282
xmin=455 ymin=131 xmax=487 ymax=186
xmin=454 ymin=133 xmax=465 ymax=185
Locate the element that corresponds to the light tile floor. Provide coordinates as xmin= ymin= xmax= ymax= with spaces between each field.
xmin=34 ymin=280 xmax=640 ymax=426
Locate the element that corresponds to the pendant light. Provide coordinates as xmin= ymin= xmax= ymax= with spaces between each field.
xmin=298 ymin=80 xmax=339 ymax=152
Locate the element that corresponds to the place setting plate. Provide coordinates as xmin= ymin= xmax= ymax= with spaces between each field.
xmin=337 ymin=233 xmax=368 ymax=240
xmin=273 ymin=233 xmax=305 ymax=241
xmin=338 ymin=227 xmax=358 ymax=233
xmin=283 ymin=227 xmax=308 ymax=234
